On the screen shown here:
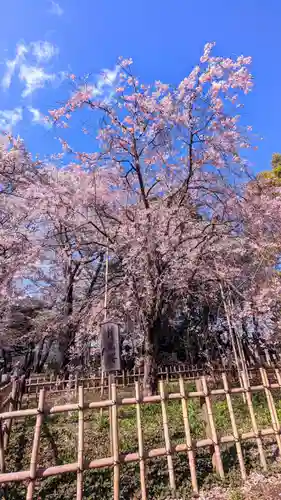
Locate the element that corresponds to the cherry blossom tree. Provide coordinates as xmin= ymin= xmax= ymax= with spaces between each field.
xmin=46 ymin=42 xmax=257 ymax=393
xmin=0 ymin=136 xmax=49 ymax=372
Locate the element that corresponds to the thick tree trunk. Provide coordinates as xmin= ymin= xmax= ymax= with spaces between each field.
xmin=143 ymin=326 xmax=159 ymax=396
xmin=34 ymin=338 xmax=53 ymax=373
xmin=143 ymin=350 xmax=158 ymax=396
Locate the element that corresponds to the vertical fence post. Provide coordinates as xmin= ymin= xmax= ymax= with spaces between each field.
xmin=201 ymin=376 xmax=224 ymax=479
xmin=0 ymin=421 xmax=5 ymax=473
xmin=0 ymin=420 xmax=7 ymax=500
xmin=241 ymin=371 xmax=267 ymax=470
xmin=108 ymin=373 xmax=113 ymax=455
xmin=135 ymin=381 xmax=147 ymax=500
xmin=26 ymin=389 xmax=45 ymax=500
xmin=195 ymin=377 xmax=218 ymax=474
xmin=159 ymin=380 xmax=176 ymax=493
xmin=165 ymin=366 xmax=169 ymax=383
xmin=75 ymin=373 xmax=79 ymax=399
xmin=100 ymin=370 xmax=105 ymax=418
xmin=77 ymin=386 xmax=84 ymax=500
xmin=3 ymin=380 xmax=17 ymax=451
xmin=179 ymin=377 xmax=198 ymax=495
xmin=222 ymin=373 xmax=246 ymax=480
xmin=111 ymin=383 xmax=120 ymax=500
xmin=260 ymin=368 xmax=281 ymax=455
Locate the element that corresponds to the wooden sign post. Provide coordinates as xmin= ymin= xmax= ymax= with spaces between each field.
xmin=100 ymin=322 xmax=121 ymax=373
xmin=100 ymin=322 xmax=121 ymax=455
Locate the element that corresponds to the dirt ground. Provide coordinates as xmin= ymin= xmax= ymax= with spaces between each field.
xmin=198 ymin=473 xmax=281 ymax=500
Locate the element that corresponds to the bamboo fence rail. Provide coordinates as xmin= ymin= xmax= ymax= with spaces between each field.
xmin=24 ymin=363 xmax=276 ymax=401
xmin=1 ymin=367 xmax=281 ymax=498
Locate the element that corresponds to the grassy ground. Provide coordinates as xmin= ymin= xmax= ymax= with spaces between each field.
xmin=3 ymin=378 xmax=281 ymax=499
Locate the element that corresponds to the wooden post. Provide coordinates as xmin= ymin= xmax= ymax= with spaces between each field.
xmin=0 ymin=421 xmax=5 ymax=473
xmin=75 ymin=373 xmax=79 ymax=399
xmin=4 ymin=381 xmax=17 ymax=451
xmin=100 ymin=370 xmax=105 ymax=418
xmin=195 ymin=377 xmax=217 ymax=473
xmin=77 ymin=386 xmax=84 ymax=500
xmin=219 ymin=283 xmax=246 ymax=400
xmin=108 ymin=373 xmax=113 ymax=456
xmin=159 ymin=380 xmax=176 ymax=492
xmin=26 ymin=389 xmax=45 ymax=500
xmin=222 ymin=373 xmax=246 ymax=480
xmin=135 ymin=381 xmax=147 ymax=500
xmin=201 ymin=376 xmax=224 ymax=479
xmin=111 ymin=383 xmax=120 ymax=500
xmin=260 ymin=368 xmax=281 ymax=455
xmin=179 ymin=377 xmax=198 ymax=494
xmin=241 ymin=371 xmax=267 ymax=470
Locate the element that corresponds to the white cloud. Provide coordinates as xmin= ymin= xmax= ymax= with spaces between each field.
xmin=49 ymin=1 xmax=63 ymax=16
xmin=88 ymin=65 xmax=120 ymax=101
xmin=97 ymin=66 xmax=119 ymax=92
xmin=28 ymin=106 xmax=51 ymax=128
xmin=77 ymin=66 xmax=120 ymax=101
xmin=91 ymin=86 xmax=102 ymax=97
xmin=19 ymin=64 xmax=55 ymax=97
xmin=0 ymin=108 xmax=22 ymax=131
xmin=31 ymin=41 xmax=58 ymax=62
xmin=100 ymin=66 xmax=119 ymax=86
xmin=1 ymin=43 xmax=28 ymax=90
xmin=1 ymin=41 xmax=58 ymax=94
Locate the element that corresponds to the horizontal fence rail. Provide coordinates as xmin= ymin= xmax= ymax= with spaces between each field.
xmin=0 ymin=367 xmax=281 ymax=498
xmin=23 ymin=363 xmax=276 ymax=399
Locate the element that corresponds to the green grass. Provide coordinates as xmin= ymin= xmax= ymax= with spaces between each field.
xmin=4 ymin=380 xmax=281 ymax=499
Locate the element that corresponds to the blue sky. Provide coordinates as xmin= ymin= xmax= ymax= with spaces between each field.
xmin=0 ymin=0 xmax=280 ymax=172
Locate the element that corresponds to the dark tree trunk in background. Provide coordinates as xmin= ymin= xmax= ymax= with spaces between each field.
xmin=143 ymin=320 xmax=160 ymax=396
xmin=22 ymin=344 xmax=35 ymax=378
xmin=59 ymin=261 xmax=79 ymax=375
xmin=34 ymin=338 xmax=54 ymax=373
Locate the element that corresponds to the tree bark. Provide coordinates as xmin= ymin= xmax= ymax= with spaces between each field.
xmin=143 ymin=327 xmax=159 ymax=396
xmin=34 ymin=338 xmax=53 ymax=373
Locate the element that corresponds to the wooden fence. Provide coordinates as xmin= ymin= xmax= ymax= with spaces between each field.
xmin=1 ymin=367 xmax=281 ymax=498
xmin=24 ymin=363 xmax=259 ymax=399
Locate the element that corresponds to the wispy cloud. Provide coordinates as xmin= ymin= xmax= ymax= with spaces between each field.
xmin=49 ymin=1 xmax=64 ymax=16
xmin=19 ymin=65 xmax=55 ymax=97
xmin=100 ymin=66 xmax=120 ymax=86
xmin=89 ymin=65 xmax=120 ymax=101
xmin=2 ymin=43 xmax=28 ymax=90
xmin=31 ymin=41 xmax=58 ymax=62
xmin=1 ymin=40 xmax=58 ymax=96
xmin=28 ymin=106 xmax=51 ymax=128
xmin=0 ymin=108 xmax=22 ymax=131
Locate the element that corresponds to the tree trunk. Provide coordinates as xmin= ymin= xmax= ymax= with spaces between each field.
xmin=143 ymin=327 xmax=159 ymax=396
xmin=34 ymin=338 xmax=53 ymax=373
